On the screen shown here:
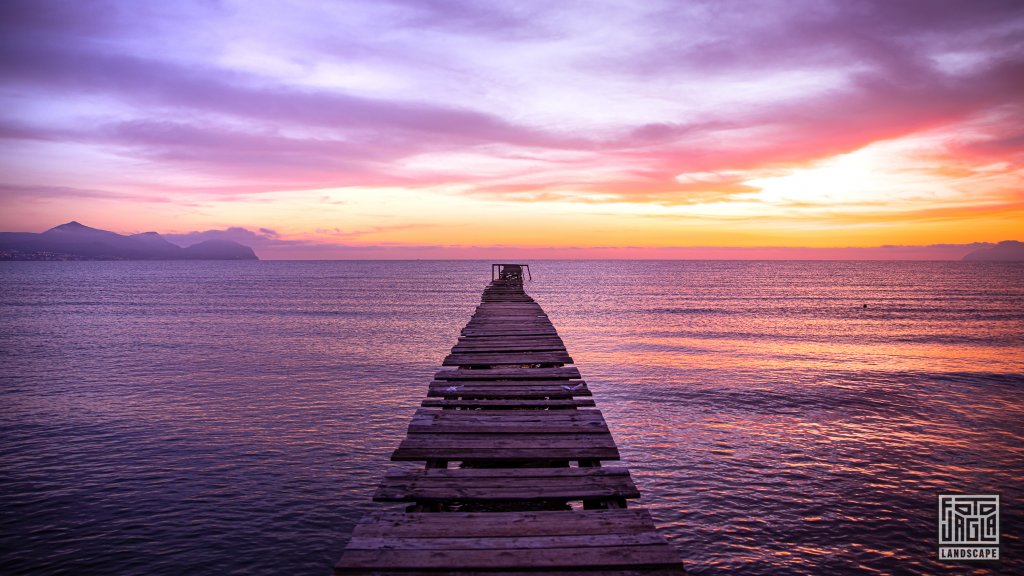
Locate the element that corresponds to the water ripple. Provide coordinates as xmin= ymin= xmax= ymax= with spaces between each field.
xmin=1 ymin=260 xmax=1022 ymax=575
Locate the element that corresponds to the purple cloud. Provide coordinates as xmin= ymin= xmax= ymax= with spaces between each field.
xmin=0 ymin=0 xmax=1022 ymax=206
xmin=159 ymin=225 xmax=443 ymax=259
xmin=163 ymin=227 xmax=282 ymax=248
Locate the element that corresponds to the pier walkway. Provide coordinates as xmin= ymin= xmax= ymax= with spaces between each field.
xmin=335 ymin=264 xmax=685 ymax=574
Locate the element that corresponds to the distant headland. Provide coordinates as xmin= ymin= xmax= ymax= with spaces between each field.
xmin=0 ymin=222 xmax=258 ymax=261
xmin=961 ymin=240 xmax=1024 ymax=262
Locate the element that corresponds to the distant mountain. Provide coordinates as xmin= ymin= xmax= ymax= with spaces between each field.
xmin=181 ymin=239 xmax=259 ymax=260
xmin=0 ymin=221 xmax=258 ymax=260
xmin=962 ymin=240 xmax=1024 ymax=261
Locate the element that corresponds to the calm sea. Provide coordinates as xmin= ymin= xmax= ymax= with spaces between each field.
xmin=1 ymin=260 xmax=1022 ymax=575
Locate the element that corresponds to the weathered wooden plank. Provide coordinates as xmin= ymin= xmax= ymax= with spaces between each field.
xmin=428 ymin=382 xmax=587 ymax=393
xmin=474 ymin=308 xmax=541 ymax=311
xmin=409 ymin=411 xmax=605 ymax=432
xmin=462 ymin=324 xmax=556 ymax=331
xmin=453 ymin=343 xmax=566 ymax=351
xmin=456 ymin=336 xmax=565 ymax=344
xmin=429 ymin=378 xmax=587 ymax=387
xmin=473 ymin=297 xmax=536 ymax=301
xmin=461 ymin=326 xmax=559 ymax=332
xmin=425 ymin=391 xmax=586 ymax=400
xmin=374 ymin=467 xmax=640 ymax=502
xmin=434 ymin=367 xmax=582 ymax=380
xmin=466 ymin=316 xmax=551 ymax=321
xmin=334 ymin=561 xmax=687 ymax=575
xmin=374 ymin=481 xmax=637 ymax=502
xmin=458 ymin=334 xmax=563 ymax=340
xmin=432 ymin=381 xmax=580 ymax=391
xmin=464 ymin=326 xmax=553 ymax=330
xmin=469 ymin=315 xmax=546 ymax=318
xmin=450 ymin=342 xmax=569 ymax=352
xmin=406 ymin=423 xmax=604 ymax=433
xmin=428 ymin=381 xmax=587 ymax=390
xmin=373 ymin=484 xmax=636 ymax=502
xmin=383 ymin=467 xmax=632 ymax=480
xmin=426 ymin=389 xmax=591 ymax=400
xmin=345 ymin=532 xmax=666 ymax=550
xmin=479 ymin=297 xmax=544 ymax=303
xmin=449 ymin=348 xmax=569 ymax=356
xmin=471 ymin=309 xmax=547 ymax=313
xmin=474 ymin=308 xmax=543 ymax=314
xmin=375 ymin=477 xmax=633 ymax=496
xmin=470 ymin=314 xmax=546 ymax=319
xmin=395 ymin=433 xmax=618 ymax=448
xmin=442 ymin=352 xmax=573 ymax=366
xmin=460 ymin=331 xmax=561 ymax=338
xmin=480 ymin=297 xmax=534 ymax=301
xmin=470 ymin=316 xmax=548 ymax=322
xmin=350 ymin=509 xmax=659 ymax=538
xmin=391 ymin=434 xmax=620 ymax=461
xmin=409 ymin=422 xmax=605 ymax=435
xmin=392 ymin=447 xmax=618 ymax=462
xmin=464 ymin=318 xmax=551 ymax=323
xmin=421 ymin=398 xmax=596 ymax=409
xmin=413 ymin=408 xmax=605 ymax=420
xmin=455 ymin=336 xmax=564 ymax=343
xmin=475 ymin=297 xmax=544 ymax=303
xmin=462 ymin=328 xmax=555 ymax=333
xmin=409 ymin=409 xmax=598 ymax=424
xmin=460 ymin=334 xmax=561 ymax=338
xmin=451 ymin=343 xmax=568 ymax=353
xmin=336 ymin=543 xmax=682 ymax=571
xmin=466 ymin=318 xmax=553 ymax=324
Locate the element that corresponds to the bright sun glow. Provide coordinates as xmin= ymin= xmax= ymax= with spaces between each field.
xmin=741 ymin=138 xmax=975 ymax=213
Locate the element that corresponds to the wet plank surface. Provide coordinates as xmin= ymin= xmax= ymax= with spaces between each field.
xmin=420 ymin=398 xmax=596 ymax=409
xmin=374 ymin=467 xmax=640 ymax=502
xmin=391 ymin=433 xmax=621 ymax=461
xmin=409 ymin=409 xmax=605 ymax=432
xmin=442 ymin=351 xmax=574 ymax=366
xmin=337 ymin=510 xmax=683 ymax=573
xmin=434 ymin=366 xmax=582 ymax=380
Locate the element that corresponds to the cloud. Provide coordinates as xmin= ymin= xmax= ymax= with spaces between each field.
xmin=160 ymin=223 xmax=444 ymax=258
xmin=0 ymin=34 xmax=577 ymax=149
xmin=0 ymin=182 xmax=178 ymax=203
xmin=162 ymin=227 xmax=284 ymax=248
xmin=0 ymin=0 xmax=1022 ymax=238
xmin=161 ymin=226 xmax=347 ymax=259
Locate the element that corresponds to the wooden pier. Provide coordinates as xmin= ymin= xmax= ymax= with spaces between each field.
xmin=335 ymin=264 xmax=685 ymax=574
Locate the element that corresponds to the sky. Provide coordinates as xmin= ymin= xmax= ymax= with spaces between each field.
xmin=1 ymin=0 xmax=1022 ymax=259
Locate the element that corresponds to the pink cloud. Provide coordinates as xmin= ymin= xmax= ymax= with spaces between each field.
xmin=1 ymin=0 xmax=1022 ymax=223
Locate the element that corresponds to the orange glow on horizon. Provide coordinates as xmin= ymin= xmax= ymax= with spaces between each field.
xmin=1 ymin=3 xmax=1022 ymax=258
